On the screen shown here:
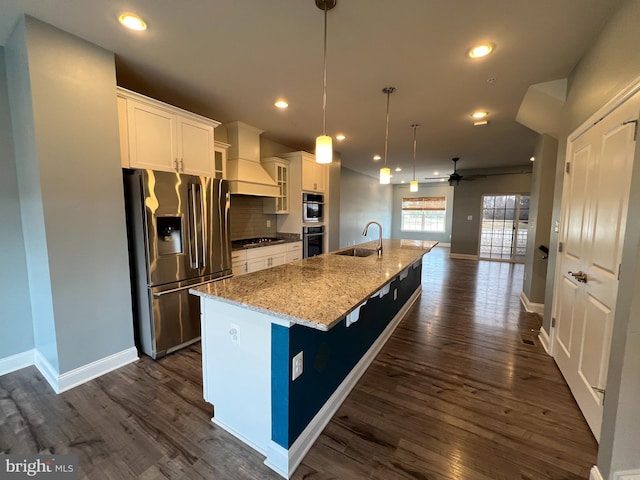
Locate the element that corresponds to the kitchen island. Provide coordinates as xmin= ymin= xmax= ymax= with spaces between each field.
xmin=190 ymin=239 xmax=437 ymax=478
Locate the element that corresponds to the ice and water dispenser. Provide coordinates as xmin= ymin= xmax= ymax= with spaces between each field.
xmin=156 ymin=216 xmax=183 ymax=255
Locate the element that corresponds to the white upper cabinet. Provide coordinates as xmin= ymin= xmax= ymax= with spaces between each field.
xmin=214 ymin=141 xmax=230 ymax=180
xmin=301 ymin=153 xmax=326 ymax=193
xmin=118 ymin=88 xmax=219 ymax=176
xmin=262 ymin=157 xmax=290 ymax=214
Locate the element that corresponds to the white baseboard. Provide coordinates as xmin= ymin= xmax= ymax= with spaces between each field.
xmin=264 ymin=287 xmax=423 ymax=478
xmin=449 ymin=253 xmax=478 ymax=260
xmin=35 ymin=347 xmax=139 ymax=393
xmin=615 ymin=469 xmax=640 ymax=480
xmin=0 ymin=349 xmax=35 ymax=376
xmin=520 ymin=292 xmax=545 ymax=315
xmin=538 ymin=327 xmax=551 ymax=354
xmin=591 ymin=466 xmax=604 ymax=480
xmin=34 ymin=350 xmax=60 ymax=391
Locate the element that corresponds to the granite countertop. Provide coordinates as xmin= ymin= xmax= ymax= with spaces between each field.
xmin=191 ymin=239 xmax=438 ymax=331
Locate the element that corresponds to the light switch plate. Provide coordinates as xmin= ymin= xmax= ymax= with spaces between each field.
xmin=292 ymin=351 xmax=303 ymax=380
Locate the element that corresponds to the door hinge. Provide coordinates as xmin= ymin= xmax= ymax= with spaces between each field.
xmin=558 ymin=242 xmax=564 ymax=252
xmin=623 ymin=119 xmax=638 ymax=141
xmin=565 ymin=162 xmax=571 ymax=174
xmin=551 ymin=317 xmax=556 ymax=328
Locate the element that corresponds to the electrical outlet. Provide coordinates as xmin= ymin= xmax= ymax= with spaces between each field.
xmin=292 ymin=351 xmax=303 ymax=380
xmin=266 ymin=220 xmax=271 ymax=228
xmin=467 ymin=215 xmax=473 ymax=221
xmin=229 ymin=324 xmax=240 ymax=345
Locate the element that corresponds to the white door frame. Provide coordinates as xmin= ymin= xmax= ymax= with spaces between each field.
xmin=548 ymin=75 xmax=640 ymax=357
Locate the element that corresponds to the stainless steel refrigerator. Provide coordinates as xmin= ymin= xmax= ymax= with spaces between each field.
xmin=124 ymin=169 xmax=232 ymax=359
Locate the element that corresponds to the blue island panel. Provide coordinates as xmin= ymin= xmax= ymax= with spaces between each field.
xmin=271 ymin=261 xmax=422 ymax=448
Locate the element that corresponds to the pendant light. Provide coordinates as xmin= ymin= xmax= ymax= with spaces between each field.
xmin=380 ymin=86 xmax=396 ymax=184
xmin=410 ymin=124 xmax=420 ymax=192
xmin=315 ymin=0 xmax=336 ymax=164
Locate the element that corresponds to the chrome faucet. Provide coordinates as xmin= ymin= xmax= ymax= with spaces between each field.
xmin=362 ymin=221 xmax=383 ymax=256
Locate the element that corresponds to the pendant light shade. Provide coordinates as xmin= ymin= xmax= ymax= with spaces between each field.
xmin=315 ymin=135 xmax=333 ymax=164
xmin=410 ymin=123 xmax=420 ymax=192
xmin=380 ymin=167 xmax=391 ymax=184
xmin=380 ymin=86 xmax=396 ymax=184
xmin=315 ymin=0 xmax=336 ymax=164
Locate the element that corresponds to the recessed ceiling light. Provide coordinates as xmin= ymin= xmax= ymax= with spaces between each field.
xmin=471 ymin=111 xmax=488 ymax=119
xmin=530 ymin=156 xmax=535 ymax=162
xmin=335 ymin=133 xmax=346 ymax=141
xmin=118 ymin=13 xmax=147 ymax=31
xmin=274 ymin=100 xmax=288 ymax=109
xmin=373 ymin=155 xmax=381 ymax=161
xmin=395 ymin=167 xmax=402 ymax=172
xmin=468 ymin=43 xmax=493 ymax=58
xmin=474 ymin=120 xmax=489 ymax=126
xmin=401 ymin=180 xmax=406 ymax=184
xmin=433 ymin=171 xmax=439 ymax=175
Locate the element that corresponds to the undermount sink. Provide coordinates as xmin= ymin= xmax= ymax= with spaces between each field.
xmin=333 ymin=248 xmax=377 ymax=257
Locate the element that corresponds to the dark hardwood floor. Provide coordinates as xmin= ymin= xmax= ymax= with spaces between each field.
xmin=0 ymin=247 xmax=597 ymax=479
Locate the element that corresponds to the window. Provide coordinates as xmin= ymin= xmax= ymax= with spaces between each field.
xmin=401 ymin=196 xmax=446 ymax=232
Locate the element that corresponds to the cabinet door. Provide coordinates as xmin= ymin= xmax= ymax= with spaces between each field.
xmin=117 ymin=96 xmax=130 ymax=168
xmin=127 ymin=99 xmax=177 ymax=172
xmin=302 ymin=155 xmax=326 ymax=192
xmin=179 ymin=118 xmax=214 ymax=176
xmin=301 ymin=155 xmax=317 ymax=191
xmin=214 ymin=147 xmax=226 ymax=179
xmin=286 ymin=242 xmax=303 ymax=263
xmin=247 ymin=257 xmax=268 ymax=273
xmin=271 ymin=252 xmax=287 ymax=268
xmin=314 ymin=162 xmax=326 ymax=193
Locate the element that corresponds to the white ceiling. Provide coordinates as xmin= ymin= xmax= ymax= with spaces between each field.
xmin=0 ymin=0 xmax=623 ymax=183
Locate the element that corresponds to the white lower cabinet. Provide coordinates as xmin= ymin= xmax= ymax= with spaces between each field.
xmin=246 ymin=244 xmax=287 ymax=274
xmin=233 ymin=242 xmax=301 ymax=276
xmin=286 ymin=242 xmax=303 ymax=262
xmin=232 ymin=250 xmax=247 ymax=276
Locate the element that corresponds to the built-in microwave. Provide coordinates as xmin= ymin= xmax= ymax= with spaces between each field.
xmin=302 ymin=193 xmax=324 ymax=223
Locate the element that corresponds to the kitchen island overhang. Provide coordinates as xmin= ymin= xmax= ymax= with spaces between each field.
xmin=190 ymin=239 xmax=437 ymax=478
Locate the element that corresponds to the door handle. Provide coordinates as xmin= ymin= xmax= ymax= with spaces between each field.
xmin=568 ymin=270 xmax=588 ymax=283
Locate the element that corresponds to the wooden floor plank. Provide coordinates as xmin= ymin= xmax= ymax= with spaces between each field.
xmin=0 ymin=247 xmax=597 ymax=479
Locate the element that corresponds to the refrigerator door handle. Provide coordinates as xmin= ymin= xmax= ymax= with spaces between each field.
xmin=198 ymin=183 xmax=207 ymax=268
xmin=188 ymin=184 xmax=199 ymax=269
xmin=152 ymin=274 xmax=233 ymax=296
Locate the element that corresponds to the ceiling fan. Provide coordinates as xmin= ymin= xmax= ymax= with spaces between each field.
xmin=424 ymin=157 xmax=532 ymax=185
xmin=424 ymin=157 xmax=465 ymax=186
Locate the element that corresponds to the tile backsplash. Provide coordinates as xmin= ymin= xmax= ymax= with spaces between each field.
xmin=230 ymin=195 xmax=277 ymax=240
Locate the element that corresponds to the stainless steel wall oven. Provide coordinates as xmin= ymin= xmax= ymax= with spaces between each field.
xmin=303 ymin=225 xmax=325 ymax=258
xmin=302 ymin=193 xmax=324 ymax=222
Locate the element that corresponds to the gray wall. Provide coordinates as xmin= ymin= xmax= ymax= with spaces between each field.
xmin=450 ymin=173 xmax=532 ymax=257
xmin=4 ymin=16 xmax=135 ymax=374
xmin=540 ymin=1 xmax=640 ymax=477
xmin=0 ymin=47 xmax=34 ymax=359
xmin=339 ymin=168 xmax=392 ymax=248
xmin=391 ymin=183 xmax=454 ymax=245
xmin=522 ymin=135 xmax=557 ymax=304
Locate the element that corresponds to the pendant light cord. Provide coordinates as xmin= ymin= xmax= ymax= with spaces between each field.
xmin=384 ymin=92 xmax=390 ymax=168
xmin=322 ymin=4 xmax=328 ymax=136
xmin=411 ymin=123 xmax=420 ymax=181
xmin=382 ymin=87 xmax=395 ymax=168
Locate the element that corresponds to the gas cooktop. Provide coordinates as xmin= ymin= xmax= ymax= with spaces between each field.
xmin=231 ymin=237 xmax=286 ymax=248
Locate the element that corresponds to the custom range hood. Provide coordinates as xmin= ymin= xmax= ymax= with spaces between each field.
xmin=224 ymin=121 xmax=279 ymax=197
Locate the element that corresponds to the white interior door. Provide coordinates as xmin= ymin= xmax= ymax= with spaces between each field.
xmin=553 ymin=92 xmax=639 ymax=441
